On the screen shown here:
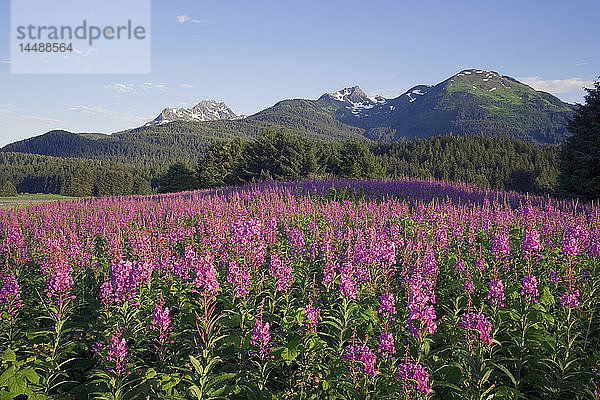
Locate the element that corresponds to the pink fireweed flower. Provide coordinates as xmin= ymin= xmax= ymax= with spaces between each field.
xmin=343 ymin=343 xmax=378 ymax=377
xmin=459 ymin=312 xmax=493 ymax=345
xmin=288 ymin=228 xmax=306 ymax=256
xmin=226 ymin=259 xmax=251 ymax=298
xmin=486 ymin=279 xmax=505 ymax=307
xmin=378 ymin=293 xmax=396 ymax=321
xmin=338 ymin=262 xmax=357 ymax=299
xmin=491 ymin=230 xmax=511 ymax=260
xmin=150 ymin=296 xmax=172 ymax=343
xmin=46 ymin=264 xmax=75 ymax=308
xmin=268 ymin=253 xmax=294 ymax=292
xmin=100 ymin=260 xmax=147 ymax=307
xmin=521 ymin=228 xmax=542 ymax=256
xmin=463 ymin=279 xmax=474 ymax=295
xmin=322 ymin=259 xmax=336 ymax=289
xmin=520 ymin=275 xmax=539 ymax=304
xmin=250 ymin=313 xmax=272 ymax=358
xmin=405 ymin=272 xmax=437 ymax=338
xmin=561 ymin=235 xmax=580 ymax=257
xmin=476 ymin=257 xmax=486 ymax=271
xmin=396 ymin=362 xmax=432 ymax=395
xmin=302 ymin=298 xmax=321 ymax=332
xmin=560 ymin=288 xmax=580 ymax=308
xmin=377 ymin=332 xmax=395 ymax=361
xmin=107 ymin=328 xmax=129 ymax=374
xmin=0 ymin=273 xmax=22 ymax=319
xmin=191 ymin=253 xmax=219 ymax=295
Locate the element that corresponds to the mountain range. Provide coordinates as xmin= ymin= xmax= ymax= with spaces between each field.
xmin=145 ymin=100 xmax=242 ymax=126
xmin=1 ymin=69 xmax=573 ymax=167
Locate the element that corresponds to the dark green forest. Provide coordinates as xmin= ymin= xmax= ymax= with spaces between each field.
xmin=1 ymin=132 xmax=560 ymax=197
xmin=0 ymin=152 xmax=153 ymax=197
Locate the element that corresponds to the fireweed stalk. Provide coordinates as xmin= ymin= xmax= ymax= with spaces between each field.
xmin=0 ymin=178 xmax=598 ymax=398
xmin=0 ymin=271 xmax=23 ymax=345
xmin=38 ymin=257 xmax=76 ymax=395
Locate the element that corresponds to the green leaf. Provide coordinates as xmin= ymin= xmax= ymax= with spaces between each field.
xmin=7 ymin=375 xmax=27 ymax=395
xmin=494 ymin=363 xmax=517 ymax=386
xmin=1 ymin=350 xmax=15 ymax=363
xmin=189 ymin=356 xmax=203 ymax=375
xmin=540 ymin=286 xmax=555 ymax=307
xmin=20 ymin=368 xmax=39 ymax=384
xmin=0 ymin=367 xmax=15 ymax=386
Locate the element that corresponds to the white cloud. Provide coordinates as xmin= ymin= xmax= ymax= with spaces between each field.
xmin=105 ymin=83 xmax=135 ymax=93
xmin=575 ymin=62 xmax=589 ymax=67
xmin=517 ymin=76 xmax=595 ymax=93
xmin=70 ymin=105 xmax=110 ymax=114
xmin=141 ymin=82 xmax=167 ymax=91
xmin=69 ymin=104 xmax=152 ymax=123
xmin=20 ymin=115 xmax=66 ymax=124
xmin=0 ymin=103 xmax=22 ymax=113
xmin=0 ymin=103 xmax=65 ymax=125
xmin=1 ymin=60 xmax=10 ymax=64
xmin=180 ymin=83 xmax=195 ymax=88
xmin=178 ymin=102 xmax=188 ymax=107
xmin=176 ymin=15 xmax=203 ymax=24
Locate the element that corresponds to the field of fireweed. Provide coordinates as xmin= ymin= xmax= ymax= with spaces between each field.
xmin=0 ymin=178 xmax=599 ymax=399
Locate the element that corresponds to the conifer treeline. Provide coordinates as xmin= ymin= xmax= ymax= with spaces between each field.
xmin=0 ymin=152 xmax=153 ymax=197
xmin=0 ymin=132 xmax=560 ymax=197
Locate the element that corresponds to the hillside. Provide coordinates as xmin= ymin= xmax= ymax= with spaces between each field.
xmin=1 ymin=69 xmax=573 ymax=166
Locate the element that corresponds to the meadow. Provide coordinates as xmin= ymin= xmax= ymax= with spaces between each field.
xmin=0 ymin=177 xmax=598 ymax=399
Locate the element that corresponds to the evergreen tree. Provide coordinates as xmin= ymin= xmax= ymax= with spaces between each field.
xmin=234 ymin=128 xmax=311 ymax=183
xmin=336 ymin=140 xmax=386 ymax=179
xmin=158 ymin=162 xmax=197 ymax=193
xmin=558 ymin=79 xmax=600 ymax=200
xmin=197 ymin=138 xmax=246 ymax=188
xmin=0 ymin=180 xmax=18 ymax=196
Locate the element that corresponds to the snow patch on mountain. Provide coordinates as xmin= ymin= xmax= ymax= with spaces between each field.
xmin=146 ymin=101 xmax=241 ymax=126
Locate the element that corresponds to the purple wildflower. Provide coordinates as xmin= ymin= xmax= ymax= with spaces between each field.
xmin=0 ymin=273 xmax=22 ymax=320
xmin=343 ymin=343 xmax=378 ymax=377
xmin=396 ymin=362 xmax=432 ymax=395
xmin=560 ymin=288 xmax=580 ymax=308
xmin=520 ymin=275 xmax=539 ymax=304
xmin=191 ymin=253 xmax=219 ymax=295
xmin=46 ymin=264 xmax=75 ymax=308
xmin=459 ymin=312 xmax=493 ymax=345
xmin=521 ymin=228 xmax=542 ymax=255
xmin=377 ymin=332 xmax=395 ymax=361
xmin=227 ymin=259 xmax=252 ymax=298
xmin=100 ymin=260 xmax=147 ymax=307
xmin=405 ymin=272 xmax=437 ymax=338
xmin=269 ymin=253 xmax=294 ymax=292
xmin=463 ymin=279 xmax=474 ymax=295
xmin=107 ymin=328 xmax=129 ymax=374
xmin=378 ymin=293 xmax=396 ymax=321
xmin=339 ymin=262 xmax=357 ymax=299
xmin=250 ymin=313 xmax=272 ymax=358
xmin=561 ymin=235 xmax=580 ymax=257
xmin=491 ymin=230 xmax=511 ymax=260
xmin=487 ymin=279 xmax=505 ymax=307
xmin=476 ymin=257 xmax=486 ymax=271
xmin=302 ymin=299 xmax=321 ymax=332
xmin=549 ymin=270 xmax=558 ymax=283
xmin=150 ymin=296 xmax=172 ymax=342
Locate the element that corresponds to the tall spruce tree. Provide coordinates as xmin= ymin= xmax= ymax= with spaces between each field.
xmin=158 ymin=162 xmax=197 ymax=193
xmin=558 ymin=79 xmax=600 ymax=200
xmin=0 ymin=180 xmax=18 ymax=197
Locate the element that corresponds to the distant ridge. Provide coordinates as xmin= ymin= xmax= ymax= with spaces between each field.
xmin=1 ymin=69 xmax=573 ymax=167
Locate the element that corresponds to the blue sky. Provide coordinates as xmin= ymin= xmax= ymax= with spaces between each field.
xmin=1 ymin=0 xmax=598 ymax=147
